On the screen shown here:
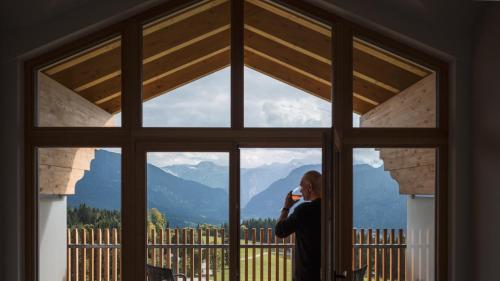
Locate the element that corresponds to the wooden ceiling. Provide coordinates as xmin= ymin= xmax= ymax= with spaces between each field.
xmin=42 ymin=0 xmax=432 ymax=115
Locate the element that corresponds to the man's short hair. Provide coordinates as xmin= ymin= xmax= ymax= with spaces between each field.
xmin=302 ymin=170 xmax=322 ymax=194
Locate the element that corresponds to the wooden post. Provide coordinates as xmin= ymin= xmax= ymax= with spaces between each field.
xmin=152 ymin=228 xmax=157 ymax=266
xmin=112 ymin=229 xmax=118 ymax=281
xmin=367 ymin=229 xmax=372 ymax=281
xmin=275 ymin=235 xmax=279 ymax=281
xmin=90 ymin=229 xmax=95 ymax=281
xmin=382 ymin=229 xmax=387 ymax=281
xmin=160 ymin=229 xmax=164 ymax=268
xmin=166 ymin=228 xmax=171 ymax=269
xmin=390 ymin=229 xmax=394 ymax=281
xmin=175 ymin=228 xmax=180 ymax=275
xmin=291 ymin=234 xmax=295 ymax=279
xmin=283 ymin=234 xmax=287 ymax=281
xmin=190 ymin=229 xmax=195 ymax=279
xmin=214 ymin=228 xmax=218 ymax=281
xmin=73 ymin=229 xmax=79 ymax=281
xmin=352 ymin=229 xmax=356 ymax=269
xmin=267 ymin=228 xmax=272 ymax=281
xmin=397 ymin=229 xmax=402 ymax=281
xmin=182 ymin=228 xmax=187 ymax=275
xmin=105 ymin=228 xmax=110 ymax=281
xmin=252 ymin=228 xmax=256 ymax=281
xmin=82 ymin=229 xmax=87 ymax=281
xmin=97 ymin=229 xmax=102 ymax=281
xmin=260 ymin=228 xmax=264 ymax=281
xmin=205 ymin=228 xmax=210 ymax=279
xmin=67 ymin=229 xmax=71 ymax=281
xmin=221 ymin=227 xmax=225 ymax=281
xmin=244 ymin=228 xmax=248 ymax=281
xmin=359 ymin=229 xmax=364 ymax=269
xmin=375 ymin=229 xmax=379 ymax=281
xmin=197 ymin=228 xmax=202 ymax=281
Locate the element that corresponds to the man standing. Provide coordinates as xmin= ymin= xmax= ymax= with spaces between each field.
xmin=275 ymin=170 xmax=322 ymax=281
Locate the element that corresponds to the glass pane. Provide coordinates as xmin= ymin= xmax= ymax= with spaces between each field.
xmin=146 ymin=152 xmax=230 ymax=280
xmin=244 ymin=0 xmax=332 ymax=127
xmin=352 ymin=37 xmax=436 ymax=128
xmin=38 ymin=147 xmax=122 ymax=281
xmin=37 ymin=37 xmax=122 ymax=127
xmin=352 ymin=148 xmax=436 ymax=281
xmin=142 ymin=0 xmax=231 ymax=127
xmin=240 ymin=148 xmax=322 ymax=281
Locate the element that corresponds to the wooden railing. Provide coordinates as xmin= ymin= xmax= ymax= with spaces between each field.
xmin=67 ymin=227 xmax=405 ymax=281
xmin=352 ymin=228 xmax=406 ymax=281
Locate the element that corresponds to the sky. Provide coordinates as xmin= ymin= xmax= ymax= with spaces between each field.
xmin=115 ymin=67 xmax=380 ymax=168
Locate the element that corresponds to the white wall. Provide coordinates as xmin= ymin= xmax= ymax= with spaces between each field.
xmin=39 ymin=195 xmax=68 ymax=281
xmin=406 ymin=197 xmax=435 ymax=281
xmin=0 ymin=0 xmax=490 ymax=281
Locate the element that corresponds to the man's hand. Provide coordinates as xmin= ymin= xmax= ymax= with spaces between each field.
xmin=283 ymin=191 xmax=299 ymax=209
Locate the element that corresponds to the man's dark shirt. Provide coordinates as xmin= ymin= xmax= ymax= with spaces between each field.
xmin=275 ymin=198 xmax=321 ymax=281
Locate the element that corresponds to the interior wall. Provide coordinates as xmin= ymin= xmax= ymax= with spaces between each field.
xmin=0 ymin=0 xmax=488 ymax=280
xmin=472 ymin=5 xmax=500 ymax=281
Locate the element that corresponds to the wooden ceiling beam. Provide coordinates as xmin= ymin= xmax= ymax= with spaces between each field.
xmin=245 ymin=29 xmax=331 ymax=84
xmin=101 ymin=49 xmax=231 ymax=114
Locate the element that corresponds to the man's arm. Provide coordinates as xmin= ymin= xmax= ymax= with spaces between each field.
xmin=275 ymin=192 xmax=300 ymax=238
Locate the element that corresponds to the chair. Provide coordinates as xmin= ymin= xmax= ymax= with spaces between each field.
xmin=146 ymin=264 xmax=187 ymax=281
xmin=352 ymin=265 xmax=367 ymax=281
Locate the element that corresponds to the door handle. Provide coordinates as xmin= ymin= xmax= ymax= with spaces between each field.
xmin=334 ymin=269 xmax=347 ymax=279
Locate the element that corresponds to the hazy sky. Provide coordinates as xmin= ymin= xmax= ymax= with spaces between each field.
xmin=115 ymin=67 xmax=380 ymax=167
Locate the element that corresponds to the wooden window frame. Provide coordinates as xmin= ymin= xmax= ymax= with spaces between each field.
xmin=24 ymin=0 xmax=449 ymax=281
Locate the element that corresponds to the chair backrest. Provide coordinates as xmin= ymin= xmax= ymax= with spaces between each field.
xmin=352 ymin=265 xmax=367 ymax=281
xmin=146 ymin=264 xmax=175 ymax=281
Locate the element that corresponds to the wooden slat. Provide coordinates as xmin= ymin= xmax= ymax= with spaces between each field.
xmin=275 ymin=235 xmax=279 ymax=281
xmin=359 ymin=229 xmax=364 ymax=269
xmin=382 ymin=229 xmax=387 ymax=281
xmin=267 ymin=229 xmax=272 ymax=281
xmin=352 ymin=229 xmax=356 ymax=269
xmin=245 ymin=1 xmax=330 ymax=62
xmin=390 ymin=229 xmax=394 ymax=281
xmin=97 ymin=229 xmax=102 ymax=281
xmin=205 ymin=228 xmax=210 ymax=279
xmin=67 ymin=229 xmax=71 ymax=281
xmin=245 ymin=29 xmax=331 ymax=83
xmin=398 ymin=230 xmax=402 ymax=281
xmin=252 ymin=228 xmax=256 ymax=281
xmin=221 ymin=228 xmax=225 ymax=281
xmin=90 ymin=229 xmax=95 ymax=281
xmin=283 ymin=235 xmax=287 ymax=281
xmin=182 ymin=228 xmax=187 ymax=274
xmin=367 ymin=229 xmax=372 ymax=281
xmin=244 ymin=49 xmax=330 ymax=100
xmin=260 ymin=229 xmax=264 ymax=281
xmin=244 ymin=228 xmax=248 ymax=281
xmin=82 ymin=229 xmax=87 ymax=281
xmin=353 ymin=94 xmax=376 ymax=114
xmin=73 ymin=229 xmax=79 ymax=281
xmin=160 ymin=229 xmax=164 ymax=267
xmin=152 ymin=228 xmax=157 ymax=266
xmin=166 ymin=228 xmax=171 ymax=269
xmin=354 ymin=48 xmax=421 ymax=92
xmin=112 ymin=229 xmax=118 ymax=281
xmin=214 ymin=228 xmax=218 ymax=281
xmin=104 ymin=229 xmax=110 ymax=281
xmin=190 ymin=229 xmax=195 ymax=279
xmin=175 ymin=228 xmax=179 ymax=275
xmin=197 ymin=228 xmax=202 ymax=281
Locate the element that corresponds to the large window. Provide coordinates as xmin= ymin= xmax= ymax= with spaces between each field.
xmin=25 ymin=1 xmax=448 ymax=281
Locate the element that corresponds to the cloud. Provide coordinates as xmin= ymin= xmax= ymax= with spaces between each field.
xmin=148 ymin=152 xmax=229 ymax=167
xmin=240 ymin=148 xmax=322 ymax=168
xmin=353 ymin=148 xmax=383 ymax=168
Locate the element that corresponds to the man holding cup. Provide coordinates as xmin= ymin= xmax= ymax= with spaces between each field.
xmin=275 ymin=170 xmax=322 ymax=281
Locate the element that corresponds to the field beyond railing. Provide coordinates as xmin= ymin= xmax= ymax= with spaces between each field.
xmin=67 ymin=227 xmax=406 ymax=281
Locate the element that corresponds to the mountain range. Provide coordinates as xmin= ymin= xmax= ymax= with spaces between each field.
xmin=69 ymin=150 xmax=407 ymax=228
